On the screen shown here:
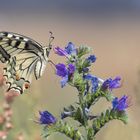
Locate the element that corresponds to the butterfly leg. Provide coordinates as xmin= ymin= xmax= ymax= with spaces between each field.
xmin=48 ymin=60 xmax=56 ymax=71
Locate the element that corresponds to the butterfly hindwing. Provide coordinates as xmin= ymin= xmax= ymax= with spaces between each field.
xmin=3 ymin=52 xmax=46 ymax=94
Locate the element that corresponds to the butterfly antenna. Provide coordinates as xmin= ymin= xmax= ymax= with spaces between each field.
xmin=48 ymin=31 xmax=54 ymax=49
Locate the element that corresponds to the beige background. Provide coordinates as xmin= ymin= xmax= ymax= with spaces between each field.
xmin=0 ymin=1 xmax=140 ymax=139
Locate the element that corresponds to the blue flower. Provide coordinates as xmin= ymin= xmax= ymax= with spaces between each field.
xmin=112 ymin=95 xmax=130 ymax=111
xmin=65 ymin=42 xmax=77 ymax=55
xmin=102 ymin=76 xmax=121 ymax=91
xmin=84 ymin=74 xmax=99 ymax=93
xmin=39 ymin=110 xmax=57 ymax=125
xmin=55 ymin=63 xmax=68 ymax=77
xmin=56 ymin=63 xmax=76 ymax=87
xmin=54 ymin=46 xmax=67 ymax=56
xmin=84 ymin=74 xmax=94 ymax=80
xmin=61 ymin=75 xmax=68 ymax=88
xmin=87 ymin=55 xmax=96 ymax=63
xmin=54 ymin=42 xmax=77 ymax=57
xmin=68 ymin=64 xmax=76 ymax=74
xmin=91 ymin=77 xmax=99 ymax=92
xmin=61 ymin=111 xmax=72 ymax=119
xmin=82 ymin=67 xmax=89 ymax=73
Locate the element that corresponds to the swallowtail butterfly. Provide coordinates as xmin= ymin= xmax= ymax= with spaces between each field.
xmin=0 ymin=31 xmax=54 ymax=94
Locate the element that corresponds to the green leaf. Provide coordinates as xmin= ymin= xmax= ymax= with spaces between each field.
xmin=73 ymin=72 xmax=86 ymax=93
xmin=87 ymin=127 xmax=95 ymax=140
xmin=92 ymin=109 xmax=128 ymax=136
xmin=42 ymin=121 xmax=85 ymax=140
xmin=82 ymin=59 xmax=91 ymax=68
xmin=84 ymin=87 xmax=114 ymax=109
xmin=74 ymin=107 xmax=85 ymax=125
xmin=77 ymin=45 xmax=90 ymax=58
xmin=64 ymin=105 xmax=75 ymax=112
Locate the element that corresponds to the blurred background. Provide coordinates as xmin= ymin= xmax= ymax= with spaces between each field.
xmin=0 ymin=0 xmax=140 ymax=139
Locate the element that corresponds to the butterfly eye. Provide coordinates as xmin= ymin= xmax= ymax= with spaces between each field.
xmin=24 ymin=83 xmax=30 ymax=89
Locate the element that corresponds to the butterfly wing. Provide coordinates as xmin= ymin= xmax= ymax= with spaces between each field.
xmin=0 ymin=31 xmax=43 ymax=63
xmin=0 ymin=31 xmax=48 ymax=94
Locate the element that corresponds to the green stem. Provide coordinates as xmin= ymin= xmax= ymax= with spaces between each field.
xmin=78 ymin=92 xmax=88 ymax=127
xmin=84 ymin=91 xmax=100 ymax=109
